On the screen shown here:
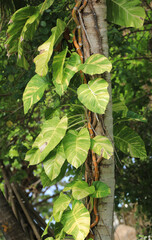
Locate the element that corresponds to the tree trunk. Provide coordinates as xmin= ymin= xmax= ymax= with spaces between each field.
xmin=81 ymin=1 xmax=115 ymax=239
xmin=0 ymin=190 xmax=29 ymax=240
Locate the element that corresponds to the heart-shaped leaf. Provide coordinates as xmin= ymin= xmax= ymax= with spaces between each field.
xmin=77 ymin=78 xmax=109 ymax=114
xmin=78 ymin=54 xmax=112 ymax=75
xmin=63 ymin=128 xmax=90 ymax=168
xmin=91 ymin=136 xmax=113 ymax=159
xmin=53 ymin=192 xmax=71 ymax=222
xmin=62 ymin=200 xmax=90 ymax=240
xmin=23 ymin=74 xmax=49 ymax=114
xmin=44 ymin=143 xmax=66 ymax=181
xmin=63 ymin=180 xmax=95 ymax=200
xmin=90 ymin=181 xmax=111 ymax=198
xmin=25 ymin=116 xmax=68 ymax=165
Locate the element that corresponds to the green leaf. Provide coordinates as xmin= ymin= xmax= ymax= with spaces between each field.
xmin=6 ymin=0 xmax=54 ymax=69
xmin=23 ymin=74 xmax=49 ymax=114
xmin=91 ymin=136 xmax=113 ymax=159
xmin=63 ymin=181 xmax=77 ymax=192
xmin=114 ymin=125 xmax=147 ymax=159
xmin=90 ymin=181 xmax=111 ymax=198
xmin=53 ymin=53 xmax=81 ymax=96
xmin=62 ymin=200 xmax=90 ymax=240
xmin=53 ymin=48 xmax=68 ymax=84
xmin=25 ymin=116 xmax=68 ymax=165
xmin=113 ymin=100 xmax=128 ymax=115
xmin=79 ymin=54 xmax=112 ymax=75
xmin=63 ymin=128 xmax=90 ymax=168
xmin=77 ymin=78 xmax=109 ymax=114
xmin=63 ymin=180 xmax=95 ymax=200
xmin=53 ymin=192 xmax=71 ymax=222
xmin=55 ymin=228 xmax=65 ymax=240
xmin=125 ymin=111 xmax=147 ymax=123
xmin=107 ymin=0 xmax=145 ymax=28
xmin=44 ymin=143 xmax=66 ymax=181
xmin=34 ymin=19 xmax=66 ymax=76
xmin=42 ymin=215 xmax=53 ymax=237
xmin=40 ymin=0 xmax=54 ymax=14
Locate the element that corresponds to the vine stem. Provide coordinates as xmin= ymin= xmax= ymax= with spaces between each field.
xmin=72 ymin=0 xmax=100 ymax=230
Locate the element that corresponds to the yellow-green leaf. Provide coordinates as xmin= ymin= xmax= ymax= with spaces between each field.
xmin=23 ymin=74 xmax=49 ymax=114
xmin=77 ymin=78 xmax=109 ymax=114
xmin=62 ymin=200 xmax=90 ymax=240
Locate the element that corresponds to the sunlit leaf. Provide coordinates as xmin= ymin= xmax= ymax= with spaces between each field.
xmin=107 ymin=0 xmax=145 ymax=28
xmin=34 ymin=19 xmax=66 ymax=76
xmin=63 ymin=180 xmax=95 ymax=200
xmin=53 ymin=48 xmax=68 ymax=84
xmin=62 ymin=200 xmax=90 ymax=240
xmin=90 ymin=181 xmax=111 ymax=198
xmin=44 ymin=143 xmax=66 ymax=181
xmin=53 ymin=53 xmax=81 ymax=96
xmin=25 ymin=116 xmax=68 ymax=165
xmin=91 ymin=136 xmax=113 ymax=159
xmin=23 ymin=74 xmax=49 ymax=114
xmin=63 ymin=128 xmax=90 ymax=168
xmin=77 ymin=78 xmax=109 ymax=114
xmin=53 ymin=192 xmax=71 ymax=222
xmin=79 ymin=54 xmax=112 ymax=75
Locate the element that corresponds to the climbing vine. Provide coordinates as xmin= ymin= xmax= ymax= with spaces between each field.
xmin=5 ymin=0 xmax=147 ymax=239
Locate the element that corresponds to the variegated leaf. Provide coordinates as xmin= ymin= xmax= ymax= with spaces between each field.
xmin=63 ymin=180 xmax=95 ymax=200
xmin=44 ymin=143 xmax=66 ymax=181
xmin=62 ymin=200 xmax=90 ymax=240
xmin=63 ymin=128 xmax=90 ymax=168
xmin=91 ymin=136 xmax=113 ymax=159
xmin=23 ymin=74 xmax=49 ymax=114
xmin=77 ymin=78 xmax=109 ymax=114
xmin=53 ymin=192 xmax=71 ymax=222
xmin=53 ymin=48 xmax=68 ymax=84
xmin=53 ymin=53 xmax=81 ymax=96
xmin=91 ymin=181 xmax=111 ymax=198
xmin=79 ymin=54 xmax=112 ymax=75
xmin=34 ymin=19 xmax=66 ymax=76
xmin=25 ymin=116 xmax=68 ymax=165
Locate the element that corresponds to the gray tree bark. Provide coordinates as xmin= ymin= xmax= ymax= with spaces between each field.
xmin=81 ymin=1 xmax=115 ymax=239
xmin=0 ymin=190 xmax=30 ymax=240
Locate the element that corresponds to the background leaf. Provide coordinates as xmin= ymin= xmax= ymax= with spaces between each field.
xmin=63 ymin=128 xmax=90 ymax=168
xmin=6 ymin=0 xmax=54 ymax=69
xmin=114 ymin=125 xmax=147 ymax=159
xmin=77 ymin=78 xmax=109 ymax=114
xmin=23 ymin=74 xmax=49 ymax=114
xmin=107 ymin=0 xmax=145 ymax=28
